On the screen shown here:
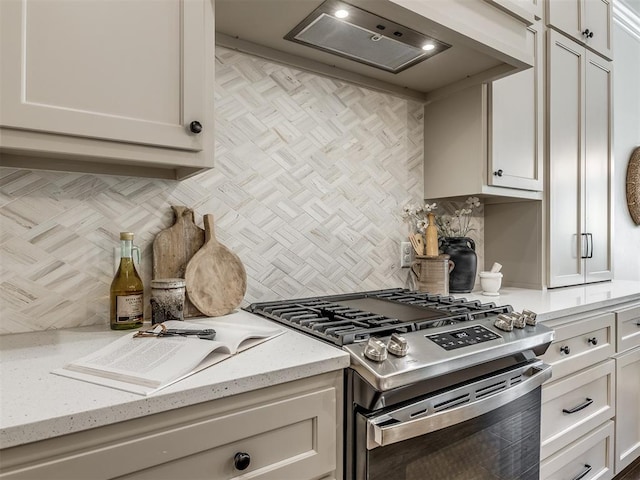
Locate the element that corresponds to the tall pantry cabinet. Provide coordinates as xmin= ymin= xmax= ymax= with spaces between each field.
xmin=546 ymin=29 xmax=613 ymax=288
xmin=485 ymin=2 xmax=614 ymax=290
xmin=547 ymin=20 xmax=612 ymax=287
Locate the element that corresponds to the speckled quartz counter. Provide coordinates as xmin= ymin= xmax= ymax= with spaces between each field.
xmin=0 ymin=310 xmax=350 ymax=450
xmin=457 ymin=279 xmax=640 ymax=320
xmin=3 ymin=281 xmax=640 ymax=451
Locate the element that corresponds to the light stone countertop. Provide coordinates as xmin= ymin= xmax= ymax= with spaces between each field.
xmin=2 ymin=280 xmax=639 ymax=451
xmin=0 ymin=310 xmax=350 ymax=450
xmin=456 ymin=279 xmax=640 ymax=321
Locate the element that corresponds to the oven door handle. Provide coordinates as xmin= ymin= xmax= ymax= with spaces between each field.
xmin=366 ymin=362 xmax=552 ymax=450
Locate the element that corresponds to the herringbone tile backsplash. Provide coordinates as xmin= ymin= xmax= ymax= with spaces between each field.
xmin=0 ymin=47 xmax=482 ymax=334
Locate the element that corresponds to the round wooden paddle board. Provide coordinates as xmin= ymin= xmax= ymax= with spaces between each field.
xmin=185 ymin=214 xmax=247 ymax=316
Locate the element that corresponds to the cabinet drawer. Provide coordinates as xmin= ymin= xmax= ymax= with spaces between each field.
xmin=541 ymin=421 xmax=614 ymax=480
xmin=615 ymin=304 xmax=640 ymax=353
xmin=540 ymin=313 xmax=615 ymax=380
xmin=541 ymin=360 xmax=615 ymax=459
xmin=0 ymin=386 xmax=337 ymax=480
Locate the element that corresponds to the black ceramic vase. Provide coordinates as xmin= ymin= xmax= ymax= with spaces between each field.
xmin=439 ymin=237 xmax=477 ymax=293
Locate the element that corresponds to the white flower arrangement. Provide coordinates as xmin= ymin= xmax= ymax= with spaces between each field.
xmin=435 ymin=196 xmax=480 ymax=238
xmin=402 ymin=196 xmax=481 ymax=238
xmin=401 ymin=202 xmax=437 ymax=233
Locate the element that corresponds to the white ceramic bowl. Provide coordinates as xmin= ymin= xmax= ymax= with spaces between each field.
xmin=479 ymin=272 xmax=503 ymax=296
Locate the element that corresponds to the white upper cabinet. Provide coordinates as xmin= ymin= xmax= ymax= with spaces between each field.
xmin=484 ymin=0 xmax=543 ymax=22
xmin=216 ymin=0 xmax=535 ymax=102
xmin=488 ymin=20 xmax=543 ymax=192
xmin=423 ymin=20 xmax=543 ymax=201
xmin=0 ymin=0 xmax=214 ymax=180
xmin=546 ymin=0 xmax=613 ymax=60
xmin=547 ymin=29 xmax=612 ymax=288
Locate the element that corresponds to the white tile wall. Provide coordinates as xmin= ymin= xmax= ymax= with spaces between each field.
xmin=0 ymin=47 xmax=483 ymax=334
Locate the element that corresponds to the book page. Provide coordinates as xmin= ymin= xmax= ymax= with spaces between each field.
xmin=64 ymin=333 xmax=230 ymax=387
xmin=52 ymin=319 xmax=284 ymax=395
xmin=202 ymin=321 xmax=282 ymax=354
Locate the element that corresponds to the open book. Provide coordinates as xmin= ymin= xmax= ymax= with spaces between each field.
xmin=53 ymin=320 xmax=283 ymax=396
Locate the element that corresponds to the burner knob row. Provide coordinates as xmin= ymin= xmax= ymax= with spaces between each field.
xmin=363 ymin=333 xmax=408 ymax=362
xmin=494 ymin=309 xmax=537 ymax=332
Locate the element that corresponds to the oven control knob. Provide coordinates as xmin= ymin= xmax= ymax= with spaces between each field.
xmin=388 ymin=333 xmax=408 ymax=357
xmin=494 ymin=314 xmax=514 ymax=332
xmin=523 ymin=309 xmax=537 ymax=326
xmin=364 ymin=337 xmax=388 ymax=362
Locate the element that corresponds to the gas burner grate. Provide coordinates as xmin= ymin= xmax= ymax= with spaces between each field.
xmin=250 ymin=299 xmax=417 ymax=346
xmin=245 ymin=289 xmax=512 ymax=346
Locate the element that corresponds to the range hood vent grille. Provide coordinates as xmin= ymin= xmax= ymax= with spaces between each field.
xmin=284 ymin=0 xmax=451 ymax=74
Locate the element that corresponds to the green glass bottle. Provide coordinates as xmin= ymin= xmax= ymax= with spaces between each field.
xmin=110 ymin=232 xmax=144 ymax=330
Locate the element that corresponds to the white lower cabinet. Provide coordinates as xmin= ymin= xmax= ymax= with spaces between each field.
xmin=540 ymin=309 xmax=617 ymax=480
xmin=615 ymin=347 xmax=640 ymax=475
xmin=0 ymin=372 xmax=342 ymax=480
xmin=613 ymin=304 xmax=640 ymax=475
xmin=540 ymin=303 xmax=640 ymax=480
xmin=541 ymin=421 xmax=615 ymax=480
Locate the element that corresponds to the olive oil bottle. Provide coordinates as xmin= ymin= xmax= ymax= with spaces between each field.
xmin=110 ymin=232 xmax=144 ymax=330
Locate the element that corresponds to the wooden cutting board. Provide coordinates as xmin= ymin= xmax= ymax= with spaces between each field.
xmin=153 ymin=206 xmax=205 ymax=318
xmin=185 ymin=214 xmax=247 ymax=317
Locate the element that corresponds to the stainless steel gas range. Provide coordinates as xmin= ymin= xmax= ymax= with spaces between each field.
xmin=246 ymin=288 xmax=554 ymax=480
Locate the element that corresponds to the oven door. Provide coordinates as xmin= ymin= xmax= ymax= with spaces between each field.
xmin=354 ymin=361 xmax=551 ymax=480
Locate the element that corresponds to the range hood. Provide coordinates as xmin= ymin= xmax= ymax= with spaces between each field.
xmin=215 ymin=0 xmax=534 ymax=101
xmin=283 ymin=0 xmax=450 ymax=74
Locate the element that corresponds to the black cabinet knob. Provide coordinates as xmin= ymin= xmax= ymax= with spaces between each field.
xmin=494 ymin=169 xmax=503 ymax=177
xmin=588 ymin=337 xmax=598 ymax=346
xmin=189 ymin=121 xmax=203 ymax=134
xmin=582 ymin=29 xmax=594 ymax=38
xmin=560 ymin=345 xmax=570 ymax=355
xmin=234 ymin=452 xmax=251 ymax=471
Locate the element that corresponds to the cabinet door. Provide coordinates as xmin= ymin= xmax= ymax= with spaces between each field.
xmin=583 ymin=0 xmax=613 ymax=59
xmin=584 ymin=52 xmax=613 ymax=284
xmin=547 ymin=30 xmax=586 ymax=288
xmin=489 ymin=20 xmax=543 ymax=191
xmin=615 ymin=347 xmax=640 ymax=475
xmin=0 ymin=0 xmax=205 ymax=152
xmin=546 ymin=0 xmax=612 ymax=59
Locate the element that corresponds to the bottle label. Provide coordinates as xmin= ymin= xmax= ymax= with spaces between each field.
xmin=115 ymin=294 xmax=143 ymax=323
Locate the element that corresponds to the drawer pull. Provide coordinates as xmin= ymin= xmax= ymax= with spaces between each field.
xmin=587 ymin=337 xmax=598 ymax=345
xmin=560 ymin=345 xmax=571 ymax=355
xmin=571 ymin=464 xmax=592 ymax=480
xmin=563 ymin=398 xmax=593 ymax=414
xmin=234 ymin=452 xmax=251 ymax=471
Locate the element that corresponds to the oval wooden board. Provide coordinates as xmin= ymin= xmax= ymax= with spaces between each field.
xmin=185 ymin=214 xmax=247 ymax=317
xmin=627 ymin=147 xmax=640 ymax=226
xmin=153 ymin=206 xmax=205 ymax=317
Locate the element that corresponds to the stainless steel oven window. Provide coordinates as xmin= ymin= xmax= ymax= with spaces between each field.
xmin=359 ymin=388 xmax=541 ymax=480
xmin=351 ymin=361 xmax=551 ymax=480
